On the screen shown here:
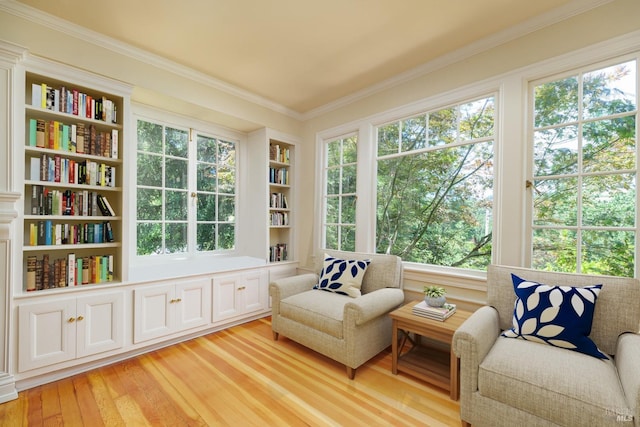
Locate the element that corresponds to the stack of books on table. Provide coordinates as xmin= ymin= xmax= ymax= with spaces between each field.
xmin=412 ymin=301 xmax=457 ymax=321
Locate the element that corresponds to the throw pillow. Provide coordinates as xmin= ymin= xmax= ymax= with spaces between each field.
xmin=501 ymin=273 xmax=607 ymax=359
xmin=313 ymin=254 xmax=371 ymax=298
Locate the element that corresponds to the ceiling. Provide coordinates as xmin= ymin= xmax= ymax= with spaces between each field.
xmin=14 ymin=0 xmax=603 ymax=114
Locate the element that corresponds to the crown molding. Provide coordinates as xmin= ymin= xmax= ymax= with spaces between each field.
xmin=0 ymin=0 xmax=304 ymax=121
xmin=0 ymin=39 xmax=26 ymax=67
xmin=301 ymin=0 xmax=615 ymax=120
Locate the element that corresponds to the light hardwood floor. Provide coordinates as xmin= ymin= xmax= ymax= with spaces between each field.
xmin=0 ymin=318 xmax=461 ymax=426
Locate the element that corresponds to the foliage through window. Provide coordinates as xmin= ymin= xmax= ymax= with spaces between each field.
xmin=323 ymin=135 xmax=357 ymax=251
xmin=136 ymin=119 xmax=236 ymax=256
xmin=376 ymin=96 xmax=495 ymax=270
xmin=531 ymin=59 xmax=637 ymax=276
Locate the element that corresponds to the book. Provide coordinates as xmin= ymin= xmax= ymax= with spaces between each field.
xmin=67 ymin=253 xmax=76 ymax=287
xmin=26 ymin=255 xmax=37 ymax=291
xmin=30 ymin=157 xmax=40 ymax=181
xmin=412 ymin=301 xmax=456 ymax=321
xmin=31 ymin=83 xmax=42 ymax=107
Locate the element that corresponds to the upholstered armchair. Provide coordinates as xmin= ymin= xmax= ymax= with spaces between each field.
xmin=453 ymin=265 xmax=640 ymax=427
xmin=270 ymin=249 xmax=404 ymax=379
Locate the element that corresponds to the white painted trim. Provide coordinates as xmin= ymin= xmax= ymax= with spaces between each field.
xmin=0 ymin=373 xmax=17 ymax=403
xmin=22 ymin=54 xmax=133 ymax=96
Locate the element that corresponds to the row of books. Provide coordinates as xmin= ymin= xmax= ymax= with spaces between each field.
xmin=269 ymin=167 xmax=289 ymax=185
xmin=269 ymin=143 xmax=290 ymax=164
xmin=270 ymin=212 xmax=289 ymax=226
xmin=270 ymin=192 xmax=289 ymax=209
xmin=412 ymin=300 xmax=457 ymax=321
xmin=30 ymin=153 xmax=116 ymax=187
xmin=31 ymin=83 xmax=117 ymax=124
xmin=30 ymin=186 xmax=115 ymax=217
xmin=28 ymin=220 xmax=115 ymax=246
xmin=269 ymin=243 xmax=288 ymax=262
xmin=28 ymin=119 xmax=118 ymax=159
xmin=26 ymin=253 xmax=114 ymax=291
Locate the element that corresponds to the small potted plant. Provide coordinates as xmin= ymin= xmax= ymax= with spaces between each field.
xmin=424 ymin=285 xmax=446 ymax=307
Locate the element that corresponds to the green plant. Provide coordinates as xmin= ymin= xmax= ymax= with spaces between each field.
xmin=423 ymin=285 xmax=446 ymax=298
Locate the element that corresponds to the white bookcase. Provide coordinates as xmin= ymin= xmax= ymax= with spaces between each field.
xmin=17 ymin=59 xmax=131 ymax=295
xmin=246 ymin=128 xmax=298 ymax=264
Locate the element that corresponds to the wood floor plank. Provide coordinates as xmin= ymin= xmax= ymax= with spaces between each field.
xmin=70 ymin=374 xmax=105 ymax=426
xmin=56 ymin=378 xmax=84 ymax=426
xmin=1 ymin=317 xmax=461 ymax=426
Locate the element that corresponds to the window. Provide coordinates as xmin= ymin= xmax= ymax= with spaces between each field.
xmin=136 ymin=118 xmax=236 ymax=256
xmin=530 ymin=59 xmax=637 ymax=276
xmin=322 ymin=135 xmax=357 ymax=251
xmin=375 ymin=96 xmax=495 ymax=270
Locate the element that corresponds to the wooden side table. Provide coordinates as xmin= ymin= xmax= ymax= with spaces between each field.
xmin=389 ymin=301 xmax=472 ymax=400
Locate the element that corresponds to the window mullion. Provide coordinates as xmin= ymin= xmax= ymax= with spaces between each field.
xmin=188 ymin=129 xmax=198 ymax=253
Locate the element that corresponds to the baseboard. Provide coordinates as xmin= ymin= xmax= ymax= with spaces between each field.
xmin=0 ymin=372 xmax=17 ymax=403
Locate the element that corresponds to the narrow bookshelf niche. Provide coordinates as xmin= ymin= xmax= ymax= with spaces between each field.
xmin=268 ymin=140 xmax=293 ymax=262
xmin=22 ymin=72 xmax=124 ymax=292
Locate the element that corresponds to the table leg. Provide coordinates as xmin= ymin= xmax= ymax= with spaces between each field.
xmin=392 ymin=320 xmax=398 ymax=374
xmin=450 ymin=348 xmax=459 ymax=400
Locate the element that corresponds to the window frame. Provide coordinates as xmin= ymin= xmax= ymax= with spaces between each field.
xmin=526 ymin=55 xmax=639 ymax=276
xmin=320 ymin=132 xmax=359 ymax=251
xmin=373 ymin=94 xmax=497 ymax=271
xmin=131 ymin=106 xmax=242 ymax=265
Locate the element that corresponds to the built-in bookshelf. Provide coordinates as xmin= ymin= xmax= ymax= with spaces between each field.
xmin=268 ymin=140 xmax=293 ymax=262
xmin=21 ymin=71 xmax=125 ymax=292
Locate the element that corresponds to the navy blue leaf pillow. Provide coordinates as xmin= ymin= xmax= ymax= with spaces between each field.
xmin=313 ymin=254 xmax=371 ymax=298
xmin=501 ymin=274 xmax=607 ymax=359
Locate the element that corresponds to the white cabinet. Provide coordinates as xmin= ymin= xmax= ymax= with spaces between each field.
xmin=18 ymin=291 xmax=124 ymax=372
xmin=134 ymin=277 xmax=211 ymax=343
xmin=212 ymin=270 xmax=269 ymax=324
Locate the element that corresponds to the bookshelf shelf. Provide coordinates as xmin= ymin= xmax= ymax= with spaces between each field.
xmin=25 ymin=146 xmax=123 ymax=165
xmin=21 ymin=69 xmax=127 ymax=293
xmin=23 ymin=242 xmax=121 ymax=251
xmin=24 ymin=104 xmax=123 ymax=129
xmin=24 ymin=181 xmax=122 ymax=192
xmin=24 ymin=215 xmax=121 ymax=221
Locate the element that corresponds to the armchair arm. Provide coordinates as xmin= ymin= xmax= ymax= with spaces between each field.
xmin=615 ymin=333 xmax=640 ymax=421
xmin=452 ymin=305 xmax=501 ymax=412
xmin=269 ymin=273 xmax=318 ymax=302
xmin=344 ymin=288 xmax=405 ymax=326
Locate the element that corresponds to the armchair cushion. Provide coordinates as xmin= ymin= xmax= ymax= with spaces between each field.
xmin=280 ymin=290 xmax=350 ymax=339
xmin=313 ymin=254 xmax=371 ymax=298
xmin=501 ymin=273 xmax=606 ymax=359
xmin=479 ymin=336 xmax=629 ymax=426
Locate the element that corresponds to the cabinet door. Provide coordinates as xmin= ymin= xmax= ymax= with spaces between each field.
xmin=76 ymin=292 xmax=124 ymax=358
xmin=176 ymin=278 xmax=211 ymax=331
xmin=134 ymin=284 xmax=174 ymax=343
xmin=212 ymin=275 xmax=241 ymax=323
xmin=243 ymin=270 xmax=268 ymax=314
xmin=18 ymin=298 xmax=76 ymax=372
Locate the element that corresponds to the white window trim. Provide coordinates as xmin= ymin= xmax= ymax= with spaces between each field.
xmin=128 ymin=104 xmax=251 ymax=282
xmin=315 ymin=29 xmax=640 ymax=280
xmin=525 ymin=53 xmax=639 ymax=276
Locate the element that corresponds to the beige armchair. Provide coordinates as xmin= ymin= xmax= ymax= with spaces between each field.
xmin=270 ymin=249 xmax=404 ymax=379
xmin=453 ymin=265 xmax=640 ymax=427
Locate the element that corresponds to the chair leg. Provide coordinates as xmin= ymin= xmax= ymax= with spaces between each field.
xmin=346 ymin=366 xmax=356 ymax=379
xmin=461 ymin=421 xmax=471 ymax=427
xmin=273 ymin=331 xmax=279 ymax=340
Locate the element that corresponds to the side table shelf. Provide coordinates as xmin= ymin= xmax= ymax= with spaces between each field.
xmin=389 ymin=302 xmax=472 ymax=400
